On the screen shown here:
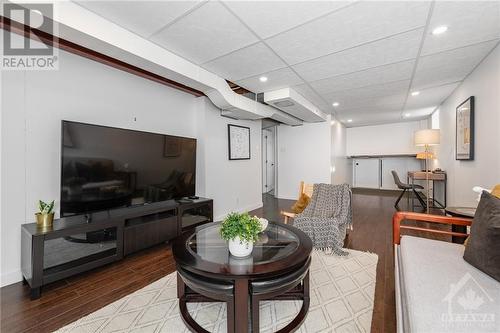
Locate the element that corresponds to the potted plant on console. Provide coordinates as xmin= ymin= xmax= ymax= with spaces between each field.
xmin=220 ymin=212 xmax=262 ymax=257
xmin=36 ymin=200 xmax=55 ymax=229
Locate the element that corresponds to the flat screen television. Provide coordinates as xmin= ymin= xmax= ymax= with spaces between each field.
xmin=61 ymin=121 xmax=196 ymax=217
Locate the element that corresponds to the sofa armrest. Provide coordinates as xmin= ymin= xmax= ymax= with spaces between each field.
xmin=392 ymin=211 xmax=472 ymax=245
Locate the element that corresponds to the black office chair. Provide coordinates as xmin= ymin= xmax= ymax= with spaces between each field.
xmin=391 ymin=170 xmax=426 ymax=209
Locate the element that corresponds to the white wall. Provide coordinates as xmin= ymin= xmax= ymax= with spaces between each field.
xmin=433 ymin=43 xmax=500 ymax=206
xmin=196 ymin=97 xmax=262 ymax=221
xmin=276 ymin=119 xmax=332 ymax=200
xmin=346 ymin=121 xmax=428 ymax=156
xmin=1 ymin=48 xmax=262 ymax=286
xmin=331 ymin=118 xmax=349 ymax=185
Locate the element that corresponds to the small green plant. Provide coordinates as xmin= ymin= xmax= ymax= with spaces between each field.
xmin=220 ymin=212 xmax=262 ymax=243
xmin=38 ymin=200 xmax=55 ymax=215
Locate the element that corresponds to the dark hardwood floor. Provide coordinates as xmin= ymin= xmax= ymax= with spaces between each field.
xmin=1 ymin=189 xmax=447 ymax=333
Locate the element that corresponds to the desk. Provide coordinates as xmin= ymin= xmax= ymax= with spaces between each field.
xmin=407 ymin=171 xmax=447 ymax=208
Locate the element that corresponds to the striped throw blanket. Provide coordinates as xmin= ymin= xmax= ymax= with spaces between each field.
xmin=293 ymin=183 xmax=352 ymax=256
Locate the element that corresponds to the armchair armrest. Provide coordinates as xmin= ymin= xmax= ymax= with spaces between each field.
xmin=280 ymin=211 xmax=295 ymax=224
xmin=393 ymin=211 xmax=472 ymax=245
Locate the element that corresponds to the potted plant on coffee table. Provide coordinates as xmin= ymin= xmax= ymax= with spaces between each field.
xmin=220 ymin=212 xmax=262 ymax=257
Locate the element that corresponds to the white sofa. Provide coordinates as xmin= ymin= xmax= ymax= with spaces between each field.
xmin=393 ymin=212 xmax=500 ymax=333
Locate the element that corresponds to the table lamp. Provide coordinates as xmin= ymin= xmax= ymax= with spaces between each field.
xmin=414 ymin=129 xmax=440 ymax=213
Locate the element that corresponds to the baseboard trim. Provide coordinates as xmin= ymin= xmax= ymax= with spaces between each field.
xmin=1 ymin=269 xmax=23 ymax=287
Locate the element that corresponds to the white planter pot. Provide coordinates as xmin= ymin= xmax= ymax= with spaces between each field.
xmin=228 ymin=236 xmax=253 ymax=257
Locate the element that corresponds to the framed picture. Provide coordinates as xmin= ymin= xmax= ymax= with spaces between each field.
xmin=228 ymin=124 xmax=250 ymax=160
xmin=163 ymin=136 xmax=182 ymax=157
xmin=456 ymin=96 xmax=474 ymax=160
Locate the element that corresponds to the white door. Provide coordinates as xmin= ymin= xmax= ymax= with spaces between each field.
xmin=262 ymin=128 xmax=275 ymax=193
xmin=265 ymin=129 xmax=275 ymax=193
xmin=353 ymin=158 xmax=380 ymax=188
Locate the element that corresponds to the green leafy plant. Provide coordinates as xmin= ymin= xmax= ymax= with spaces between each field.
xmin=38 ymin=200 xmax=55 ymax=215
xmin=220 ymin=212 xmax=262 ymax=243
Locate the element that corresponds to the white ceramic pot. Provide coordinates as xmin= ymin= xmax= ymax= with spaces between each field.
xmin=228 ymin=236 xmax=253 ymax=257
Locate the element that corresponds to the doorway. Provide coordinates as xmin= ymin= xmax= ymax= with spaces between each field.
xmin=262 ymin=127 xmax=276 ymax=196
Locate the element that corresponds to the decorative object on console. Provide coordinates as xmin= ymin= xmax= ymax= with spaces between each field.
xmin=35 ymin=200 xmax=55 ymax=229
xmin=414 ymin=129 xmax=440 ymax=213
xmin=456 ymin=96 xmax=474 ymax=160
xmin=220 ymin=212 xmax=262 ymax=257
xmin=416 ymin=151 xmax=434 ymax=171
xmin=228 ymin=124 xmax=250 ymax=160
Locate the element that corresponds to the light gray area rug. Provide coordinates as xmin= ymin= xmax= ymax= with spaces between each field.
xmin=56 ymin=249 xmax=378 ymax=333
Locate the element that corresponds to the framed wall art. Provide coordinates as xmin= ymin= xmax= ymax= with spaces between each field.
xmin=456 ymin=96 xmax=474 ymax=160
xmin=228 ymin=124 xmax=250 ymax=160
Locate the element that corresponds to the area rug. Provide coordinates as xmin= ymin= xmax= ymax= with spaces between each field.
xmin=56 ymin=249 xmax=378 ymax=333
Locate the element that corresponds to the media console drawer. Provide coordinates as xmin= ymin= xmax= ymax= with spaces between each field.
xmin=123 ymin=215 xmax=178 ymax=255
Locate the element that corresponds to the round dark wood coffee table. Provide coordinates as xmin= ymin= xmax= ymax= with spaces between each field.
xmin=172 ymin=222 xmax=313 ymax=333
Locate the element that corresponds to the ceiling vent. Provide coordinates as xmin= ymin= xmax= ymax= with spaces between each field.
xmin=264 ymin=88 xmax=327 ymax=122
xmin=274 ymin=100 xmax=295 ymax=108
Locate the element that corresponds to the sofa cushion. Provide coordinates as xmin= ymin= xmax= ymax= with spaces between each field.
xmin=399 ymin=236 xmax=500 ymax=332
xmin=464 ymin=191 xmax=500 ymax=282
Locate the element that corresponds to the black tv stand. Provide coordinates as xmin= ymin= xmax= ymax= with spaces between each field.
xmin=21 ymin=198 xmax=213 ymax=299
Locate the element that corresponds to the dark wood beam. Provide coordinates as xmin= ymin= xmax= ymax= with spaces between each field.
xmin=0 ymin=16 xmax=204 ymax=97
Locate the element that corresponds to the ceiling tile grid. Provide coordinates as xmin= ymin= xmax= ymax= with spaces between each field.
xmin=76 ymin=0 xmax=500 ymax=126
xmin=235 ymin=67 xmax=304 ymax=93
xmin=75 ymin=0 xmax=204 ymax=38
xmin=223 ymin=0 xmax=353 ymax=39
xmin=264 ymin=0 xmax=431 ymax=65
xmin=149 ymin=1 xmax=259 ymax=64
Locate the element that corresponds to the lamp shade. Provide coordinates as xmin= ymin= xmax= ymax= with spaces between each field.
xmin=414 ymin=129 xmax=440 ymax=146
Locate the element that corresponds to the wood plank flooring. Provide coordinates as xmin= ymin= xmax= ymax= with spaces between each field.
xmin=1 ymin=189 xmax=448 ymax=333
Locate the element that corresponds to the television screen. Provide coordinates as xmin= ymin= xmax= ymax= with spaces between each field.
xmin=61 ymin=121 xmax=196 ymax=216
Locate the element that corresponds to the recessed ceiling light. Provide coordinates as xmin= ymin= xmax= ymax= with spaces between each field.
xmin=404 ymin=113 xmax=411 ymax=117
xmin=330 ymin=120 xmax=336 ymax=125
xmin=411 ymin=91 xmax=420 ymax=96
xmin=259 ymin=76 xmax=268 ymax=82
xmin=432 ymin=25 xmax=448 ymax=35
xmin=347 ymin=119 xmax=353 ymax=123
xmin=332 ymin=102 xmax=339 ymax=107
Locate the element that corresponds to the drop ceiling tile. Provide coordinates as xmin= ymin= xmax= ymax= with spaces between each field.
xmin=405 ymin=82 xmax=460 ymax=110
xmin=292 ymin=29 xmax=423 ymax=82
xmin=309 ymin=60 xmax=415 ymax=95
xmin=339 ymin=110 xmax=404 ymax=127
xmin=413 ymin=40 xmax=498 ymax=88
xmin=149 ymin=1 xmax=258 ymax=64
xmin=322 ymin=80 xmax=410 ymax=105
xmin=337 ymin=96 xmax=406 ymax=112
xmin=235 ymin=67 xmax=303 ymax=93
xmin=75 ymin=1 xmax=202 ymax=38
xmin=266 ymin=1 xmax=430 ymax=64
xmin=202 ymin=43 xmax=286 ymax=81
xmin=421 ymin=1 xmax=500 ymax=56
xmin=292 ymin=84 xmax=331 ymax=112
xmin=224 ymin=1 xmax=352 ymax=39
